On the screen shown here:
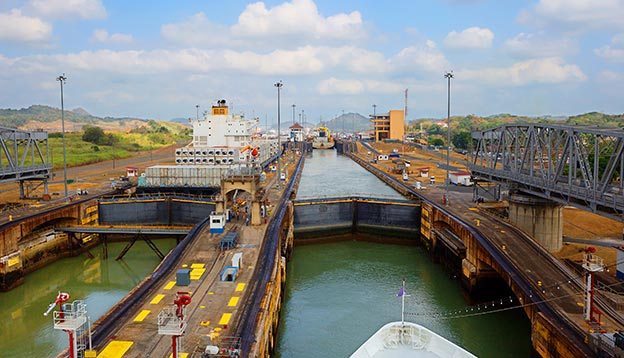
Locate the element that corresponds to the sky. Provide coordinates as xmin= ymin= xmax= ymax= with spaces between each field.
xmin=0 ymin=0 xmax=623 ymax=124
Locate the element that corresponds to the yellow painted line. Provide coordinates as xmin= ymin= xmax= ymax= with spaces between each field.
xmin=190 ymin=268 xmax=206 ymax=280
xmin=219 ymin=313 xmax=232 ymax=325
xmin=133 ymin=310 xmax=151 ymax=322
xmin=228 ymin=297 xmax=240 ymax=307
xmin=169 ymin=353 xmax=188 ymax=358
xmin=235 ymin=283 xmax=245 ymax=292
xmin=182 ymin=264 xmax=188 ymax=268
xmin=97 ymin=340 xmax=133 ymax=358
xmin=201 ymin=320 xmax=210 ymax=326
xmin=150 ymin=294 xmax=165 ymax=305
xmin=191 ymin=263 xmax=205 ymax=269
xmin=164 ymin=281 xmax=176 ymax=290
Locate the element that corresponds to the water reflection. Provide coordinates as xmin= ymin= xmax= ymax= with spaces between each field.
xmin=0 ymin=240 xmax=176 ymax=358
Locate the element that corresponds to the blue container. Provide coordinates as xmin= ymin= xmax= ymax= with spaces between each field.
xmin=176 ymin=269 xmax=191 ymax=286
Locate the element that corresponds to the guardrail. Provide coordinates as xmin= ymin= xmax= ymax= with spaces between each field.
xmin=236 ymin=150 xmax=306 ymax=356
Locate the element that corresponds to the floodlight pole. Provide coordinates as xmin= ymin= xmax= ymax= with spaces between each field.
xmin=444 ymin=71 xmax=454 ymax=206
xmin=274 ymin=81 xmax=283 ymax=189
xmin=57 ymin=74 xmax=69 ymax=201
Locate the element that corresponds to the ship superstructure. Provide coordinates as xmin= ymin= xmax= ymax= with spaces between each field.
xmin=174 ymin=100 xmax=278 ymax=166
xmin=140 ymin=100 xmax=278 ymax=191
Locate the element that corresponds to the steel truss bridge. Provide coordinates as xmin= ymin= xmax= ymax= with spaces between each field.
xmin=0 ymin=126 xmax=52 ymax=198
xmin=468 ymin=123 xmax=624 ymax=221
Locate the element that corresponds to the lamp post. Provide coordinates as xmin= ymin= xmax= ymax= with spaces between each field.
xmin=372 ymin=104 xmax=377 ymax=141
xmin=444 ymin=71 xmax=454 ymax=206
xmin=196 ymin=104 xmax=199 ymax=120
xmin=56 ymin=74 xmax=69 ymax=201
xmin=274 ymin=81 xmax=283 ymax=189
xmin=292 ymin=104 xmax=296 ymax=125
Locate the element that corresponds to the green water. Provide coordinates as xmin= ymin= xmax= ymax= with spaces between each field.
xmin=277 ymin=149 xmax=533 ymax=357
xmin=0 ymin=240 xmax=176 ymax=358
xmin=276 ymin=241 xmax=533 ymax=357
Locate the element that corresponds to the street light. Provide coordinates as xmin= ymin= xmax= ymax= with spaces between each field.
xmin=444 ymin=71 xmax=454 ymax=206
xmin=274 ymin=81 xmax=283 ymax=189
xmin=56 ymin=74 xmax=69 ymax=201
xmin=292 ymin=104 xmax=296 ymax=126
xmin=372 ymin=104 xmax=377 ymax=141
xmin=196 ymin=104 xmax=199 ymax=120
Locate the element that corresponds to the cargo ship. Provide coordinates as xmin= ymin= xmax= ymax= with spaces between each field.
xmin=312 ymin=126 xmax=334 ymax=149
xmin=138 ymin=100 xmax=278 ymax=193
xmin=350 ymin=281 xmax=476 ymax=358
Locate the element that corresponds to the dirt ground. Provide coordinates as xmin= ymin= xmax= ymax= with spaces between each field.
xmin=0 ymin=144 xmax=178 ymax=220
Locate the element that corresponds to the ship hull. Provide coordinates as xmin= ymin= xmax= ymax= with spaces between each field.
xmin=312 ymin=140 xmax=335 ymax=149
xmin=350 ymin=321 xmax=476 ymax=358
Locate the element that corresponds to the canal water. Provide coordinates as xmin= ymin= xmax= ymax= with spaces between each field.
xmin=0 ymin=240 xmax=176 ymax=358
xmin=276 ymin=149 xmax=533 ymax=357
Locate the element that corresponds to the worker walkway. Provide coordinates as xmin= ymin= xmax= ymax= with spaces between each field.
xmin=56 ymin=224 xmax=192 ymax=235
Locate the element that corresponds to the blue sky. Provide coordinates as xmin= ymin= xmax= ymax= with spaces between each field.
xmin=0 ymin=0 xmax=623 ymax=124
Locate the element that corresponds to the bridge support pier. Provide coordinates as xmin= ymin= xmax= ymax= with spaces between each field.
xmin=508 ymin=194 xmax=563 ymax=252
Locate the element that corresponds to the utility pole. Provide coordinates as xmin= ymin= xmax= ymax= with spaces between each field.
xmin=444 ymin=71 xmax=454 ymax=206
xmin=56 ymin=74 xmax=69 ymax=201
xmin=274 ymin=81 xmax=283 ymax=189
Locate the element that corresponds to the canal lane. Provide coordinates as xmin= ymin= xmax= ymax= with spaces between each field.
xmin=276 ymin=149 xmax=533 ymax=357
xmin=0 ymin=240 xmax=176 ymax=358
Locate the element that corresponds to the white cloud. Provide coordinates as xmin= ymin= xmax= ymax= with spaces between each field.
xmin=595 ymin=45 xmax=624 ymax=62
xmin=161 ymin=12 xmax=232 ymax=47
xmin=27 ymin=0 xmax=107 ymax=19
xmin=317 ymin=77 xmax=365 ymax=95
xmin=390 ymin=41 xmax=448 ymax=73
xmin=520 ymin=0 xmax=624 ymax=31
xmin=225 ymin=47 xmax=326 ymax=75
xmin=461 ymin=57 xmax=586 ymax=86
xmin=613 ymin=33 xmax=624 ymax=45
xmin=0 ymin=9 xmax=52 ymax=43
xmin=504 ymin=32 xmax=577 ymax=58
xmin=232 ymin=0 xmax=365 ymax=40
xmin=90 ymin=29 xmax=134 ymax=45
xmin=596 ymin=70 xmax=623 ymax=82
xmin=444 ymin=27 xmax=494 ymax=49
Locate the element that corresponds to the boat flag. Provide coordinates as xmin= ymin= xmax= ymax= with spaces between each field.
xmin=397 ymin=286 xmax=405 ymax=297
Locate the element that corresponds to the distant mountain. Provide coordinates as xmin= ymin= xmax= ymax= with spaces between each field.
xmin=169 ymin=117 xmax=191 ymax=124
xmin=322 ymin=113 xmax=371 ymax=132
xmin=71 ymin=107 xmax=91 ymax=116
xmin=0 ymin=105 xmax=153 ymax=132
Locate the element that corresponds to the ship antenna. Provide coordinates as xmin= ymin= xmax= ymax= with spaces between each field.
xmin=401 ymin=278 xmax=406 ymax=325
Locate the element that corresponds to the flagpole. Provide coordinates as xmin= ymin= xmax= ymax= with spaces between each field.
xmin=401 ymin=279 xmax=405 ymax=325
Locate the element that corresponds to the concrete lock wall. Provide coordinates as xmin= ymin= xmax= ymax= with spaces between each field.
xmin=293 ymin=202 xmax=353 ymax=237
xmin=99 ymin=199 xmax=216 ymax=225
xmin=170 ymin=200 xmax=216 ymax=225
xmin=99 ymin=200 xmax=168 ymax=225
xmin=293 ymin=198 xmax=420 ymax=241
xmin=357 ymin=202 xmax=421 ymax=232
xmin=508 ymin=194 xmax=563 ymax=252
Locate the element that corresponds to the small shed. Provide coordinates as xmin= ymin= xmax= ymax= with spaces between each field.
xmin=210 ymin=211 xmax=226 ymax=234
xmin=232 ymin=252 xmax=243 ymax=269
xmin=418 ymin=168 xmax=430 ymax=178
xmin=220 ymin=266 xmax=239 ymax=281
xmin=219 ymin=232 xmax=238 ymax=251
xmin=449 ymin=171 xmax=473 ymax=186
xmin=176 ymin=269 xmax=191 ymax=286
xmin=126 ymin=166 xmax=139 ymax=177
